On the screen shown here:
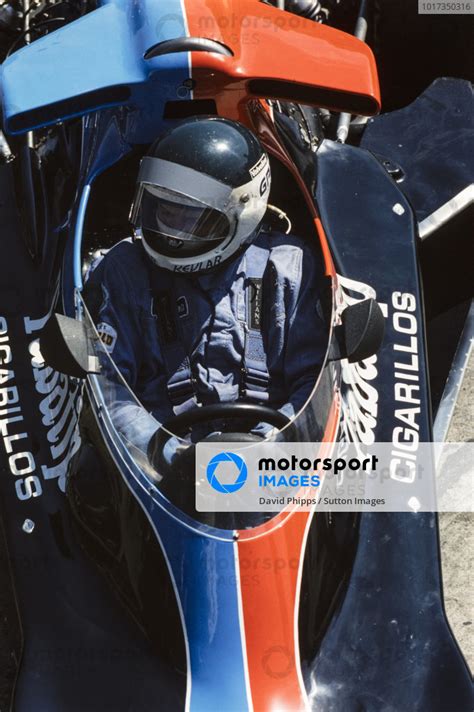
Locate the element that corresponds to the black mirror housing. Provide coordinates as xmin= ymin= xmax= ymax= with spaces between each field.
xmin=39 ymin=314 xmax=100 ymax=378
xmin=334 ymin=298 xmax=385 ymax=363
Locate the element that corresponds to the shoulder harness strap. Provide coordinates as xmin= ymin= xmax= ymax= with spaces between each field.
xmin=241 ymin=246 xmax=271 ymax=402
xmin=149 ymin=267 xmax=197 ymax=415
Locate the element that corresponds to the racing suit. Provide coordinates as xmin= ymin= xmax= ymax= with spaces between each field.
xmin=85 ymin=230 xmax=326 ymax=453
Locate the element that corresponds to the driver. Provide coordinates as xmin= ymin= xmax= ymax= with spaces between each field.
xmin=85 ymin=117 xmax=326 ymax=458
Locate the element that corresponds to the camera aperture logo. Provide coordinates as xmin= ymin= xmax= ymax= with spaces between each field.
xmin=206 ymin=452 xmax=247 ymax=494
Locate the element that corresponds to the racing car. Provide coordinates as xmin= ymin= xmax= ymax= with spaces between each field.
xmin=0 ymin=0 xmax=472 ymax=709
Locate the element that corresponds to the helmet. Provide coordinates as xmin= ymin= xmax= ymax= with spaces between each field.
xmin=130 ymin=117 xmax=271 ymax=273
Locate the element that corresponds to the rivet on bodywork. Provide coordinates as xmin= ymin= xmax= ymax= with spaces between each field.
xmin=22 ymin=519 xmax=35 ymax=534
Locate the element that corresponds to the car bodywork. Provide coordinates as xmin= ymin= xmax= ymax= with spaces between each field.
xmin=0 ymin=0 xmax=472 ymax=710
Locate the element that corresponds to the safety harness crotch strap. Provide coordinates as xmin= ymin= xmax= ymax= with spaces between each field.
xmin=151 ymin=246 xmax=271 ymax=415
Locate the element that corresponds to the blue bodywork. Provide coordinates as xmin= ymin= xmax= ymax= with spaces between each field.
xmin=2 ymin=0 xmax=194 ymax=305
xmin=1 ymin=0 xmax=191 ymax=140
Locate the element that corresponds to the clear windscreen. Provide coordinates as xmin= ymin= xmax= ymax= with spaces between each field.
xmin=78 ymin=292 xmax=178 ymax=467
xmin=77 ymin=290 xmax=336 ymax=531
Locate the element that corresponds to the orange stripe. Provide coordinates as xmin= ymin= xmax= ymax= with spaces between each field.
xmin=245 ymin=99 xmax=337 ymax=278
xmin=238 ymin=513 xmax=311 ymax=711
xmin=184 ymin=0 xmax=378 ymax=280
xmin=237 ymin=395 xmax=340 ymax=710
xmin=314 ymin=216 xmax=336 ymax=278
xmin=186 ymin=0 xmax=380 ymax=118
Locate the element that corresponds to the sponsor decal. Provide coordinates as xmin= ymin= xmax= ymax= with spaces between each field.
xmin=97 ymin=322 xmax=117 ymax=353
xmin=259 ymin=167 xmax=271 ymax=196
xmin=336 ymin=275 xmax=380 ymax=447
xmin=336 ymin=276 xmax=422 ymax=484
xmin=390 ymin=291 xmax=420 ymax=482
xmin=0 ymin=316 xmax=42 ymax=501
xmin=0 ymin=311 xmax=82 ymax=502
xmin=247 ymin=278 xmax=263 ymax=330
xmin=28 ymin=337 xmax=81 ymax=494
xmin=249 ymin=153 xmax=268 ymax=178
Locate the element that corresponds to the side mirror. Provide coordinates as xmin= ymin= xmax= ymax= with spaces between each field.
xmin=334 ymin=298 xmax=385 ymax=362
xmin=39 ymin=314 xmax=100 ymax=378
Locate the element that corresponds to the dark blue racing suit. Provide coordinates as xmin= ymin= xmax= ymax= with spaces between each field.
xmin=86 ymin=230 xmax=326 ymax=453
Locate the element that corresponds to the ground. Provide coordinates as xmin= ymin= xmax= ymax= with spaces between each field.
xmin=439 ymin=353 xmax=473 ymax=671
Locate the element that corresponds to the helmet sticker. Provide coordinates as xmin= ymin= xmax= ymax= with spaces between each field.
xmin=249 ymin=153 xmax=268 ymax=178
xmin=259 ymin=167 xmax=271 ymax=196
xmin=173 ymin=255 xmax=222 ymax=273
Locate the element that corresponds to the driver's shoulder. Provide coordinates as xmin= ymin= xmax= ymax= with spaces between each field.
xmin=92 ymin=237 xmax=149 ymax=282
xmin=105 ymin=236 xmax=144 ymax=265
xmin=252 ymin=230 xmax=314 ymax=283
xmin=253 ymin=229 xmax=313 ymax=258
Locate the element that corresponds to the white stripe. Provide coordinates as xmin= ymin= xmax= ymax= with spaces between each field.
xmin=87 ymin=383 xmax=193 ymax=710
xmin=418 ymin=184 xmax=474 ymax=240
xmin=293 ymin=432 xmax=341 ymax=710
xmin=293 ymin=511 xmax=314 ymax=711
xmin=178 ymin=0 xmax=194 ymax=100
xmin=233 ymin=538 xmax=254 ymax=712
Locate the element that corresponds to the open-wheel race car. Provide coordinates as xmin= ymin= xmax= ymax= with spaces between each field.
xmin=0 ymin=0 xmax=472 ymax=710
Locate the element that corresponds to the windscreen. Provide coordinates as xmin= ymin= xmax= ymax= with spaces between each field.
xmin=77 ymin=291 xmax=336 ymax=531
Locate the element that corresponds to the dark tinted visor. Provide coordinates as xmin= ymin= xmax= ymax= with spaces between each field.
xmin=141 ymin=189 xmax=230 ymax=242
